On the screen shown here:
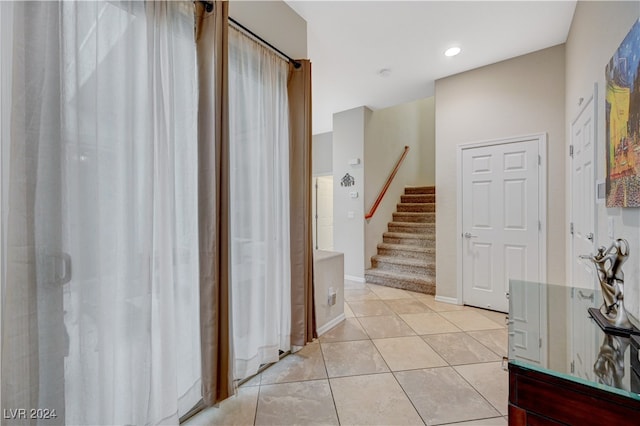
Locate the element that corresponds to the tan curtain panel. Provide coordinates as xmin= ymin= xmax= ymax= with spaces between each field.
xmin=288 ymin=60 xmax=316 ymax=347
xmin=195 ymin=0 xmax=233 ymax=406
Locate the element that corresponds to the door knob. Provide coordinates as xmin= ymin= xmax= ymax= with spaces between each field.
xmin=586 ymin=232 xmax=594 ymax=241
xmin=463 ymin=232 xmax=478 ymax=239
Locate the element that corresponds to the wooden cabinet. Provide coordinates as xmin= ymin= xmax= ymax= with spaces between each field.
xmin=509 ymin=362 xmax=640 ymax=425
xmin=508 ymin=281 xmax=640 ymax=425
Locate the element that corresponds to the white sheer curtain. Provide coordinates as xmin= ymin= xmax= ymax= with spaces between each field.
xmin=1 ymin=1 xmax=201 ymax=424
xmin=228 ymin=26 xmax=292 ymax=380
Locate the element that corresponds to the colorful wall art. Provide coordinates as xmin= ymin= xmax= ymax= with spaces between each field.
xmin=605 ymin=19 xmax=640 ymax=207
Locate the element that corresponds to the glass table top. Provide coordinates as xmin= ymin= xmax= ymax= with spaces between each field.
xmin=508 ymin=280 xmax=640 ymax=401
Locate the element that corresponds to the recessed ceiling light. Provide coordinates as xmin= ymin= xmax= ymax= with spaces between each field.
xmin=444 ymin=47 xmax=461 ymax=57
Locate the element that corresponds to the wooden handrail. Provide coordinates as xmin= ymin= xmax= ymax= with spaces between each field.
xmin=365 ymin=146 xmax=410 ymax=220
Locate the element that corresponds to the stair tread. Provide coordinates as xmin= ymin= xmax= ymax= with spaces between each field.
xmin=394 ymin=211 xmax=434 ymax=215
xmin=401 ymin=195 xmax=435 ymax=201
xmin=377 ymin=243 xmax=435 ymax=254
xmin=404 ymin=186 xmax=436 ymax=195
xmin=387 ymin=223 xmax=436 ymax=232
xmin=383 ymin=232 xmax=433 ymax=239
xmin=364 ymin=269 xmax=435 ymax=295
xmin=405 ymin=186 xmax=435 ymax=190
xmin=365 ymin=268 xmax=435 ymax=282
xmin=398 ymin=202 xmax=436 ymax=206
xmin=372 ymin=255 xmax=435 ymax=267
xmin=388 ymin=221 xmax=435 ymax=227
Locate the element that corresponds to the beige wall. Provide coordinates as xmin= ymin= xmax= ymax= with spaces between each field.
xmin=332 ymin=107 xmax=369 ymax=280
xmin=229 ymin=0 xmax=307 ymax=59
xmin=364 ymin=97 xmax=435 ymax=268
xmin=435 ymin=44 xmax=566 ymax=299
xmin=565 ymin=1 xmax=640 ymax=323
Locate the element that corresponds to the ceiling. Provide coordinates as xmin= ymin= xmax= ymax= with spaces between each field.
xmin=285 ymin=1 xmax=577 ymax=134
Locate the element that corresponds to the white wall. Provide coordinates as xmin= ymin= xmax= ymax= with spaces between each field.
xmin=229 ymin=0 xmax=307 ymax=58
xmin=364 ymin=97 xmax=435 ymax=268
xmin=332 ymin=107 xmax=369 ymax=280
xmin=313 ymin=132 xmax=332 ymax=176
xmin=565 ymin=1 xmax=640 ymax=323
xmin=435 ymin=44 xmax=566 ymax=299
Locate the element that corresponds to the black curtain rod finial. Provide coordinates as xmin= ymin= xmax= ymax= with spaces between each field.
xmin=199 ymin=1 xmax=213 ymax=13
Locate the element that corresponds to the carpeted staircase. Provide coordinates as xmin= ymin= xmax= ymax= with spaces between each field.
xmin=364 ymin=186 xmax=436 ymax=295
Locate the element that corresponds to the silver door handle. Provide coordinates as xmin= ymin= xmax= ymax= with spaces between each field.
xmin=463 ymin=232 xmax=478 ymax=239
xmin=586 ymin=233 xmax=594 ymax=241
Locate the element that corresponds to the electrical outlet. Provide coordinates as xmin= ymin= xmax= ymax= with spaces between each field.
xmin=327 ymin=287 xmax=337 ymax=306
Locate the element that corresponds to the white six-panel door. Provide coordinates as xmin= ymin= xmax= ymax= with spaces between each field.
xmin=569 ymin=88 xmax=599 ymax=380
xmin=461 ymin=139 xmax=541 ymax=313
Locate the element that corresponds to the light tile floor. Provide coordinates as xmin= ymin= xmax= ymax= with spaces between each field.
xmin=186 ymin=281 xmax=509 ymax=426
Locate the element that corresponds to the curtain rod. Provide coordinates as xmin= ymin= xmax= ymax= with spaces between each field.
xmin=198 ymin=1 xmax=302 ymax=69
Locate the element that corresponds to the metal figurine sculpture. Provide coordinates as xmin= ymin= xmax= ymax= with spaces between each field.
xmin=581 ymin=239 xmax=632 ymax=330
xmin=593 ymin=333 xmax=629 ymax=388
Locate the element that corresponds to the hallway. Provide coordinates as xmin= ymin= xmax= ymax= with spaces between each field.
xmin=187 ymin=281 xmax=509 ymax=425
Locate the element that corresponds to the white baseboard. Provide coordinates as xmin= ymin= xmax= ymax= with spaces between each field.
xmin=316 ymin=313 xmax=346 ymax=336
xmin=435 ymin=295 xmax=461 ymax=305
xmin=344 ymin=275 xmax=366 ymax=283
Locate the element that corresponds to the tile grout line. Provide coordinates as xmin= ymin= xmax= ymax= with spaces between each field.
xmin=253 ymin=377 xmax=262 ymax=426
xmin=418 ymin=333 xmax=455 ymax=367
xmin=420 ymin=331 xmax=504 ymax=365
xmin=319 ymin=338 xmax=342 ymax=426
xmin=399 ymin=311 xmax=463 ymax=335
xmin=450 ymin=363 xmax=506 ymax=418
xmin=428 ymin=318 xmax=507 ymax=419
xmin=390 ymin=370 xmax=427 ymax=425
xmin=464 ymin=329 xmax=509 ymax=359
xmin=435 ymin=415 xmax=507 ymax=426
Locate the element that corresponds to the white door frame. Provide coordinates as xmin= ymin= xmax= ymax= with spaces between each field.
xmin=456 ymin=133 xmax=548 ymax=305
